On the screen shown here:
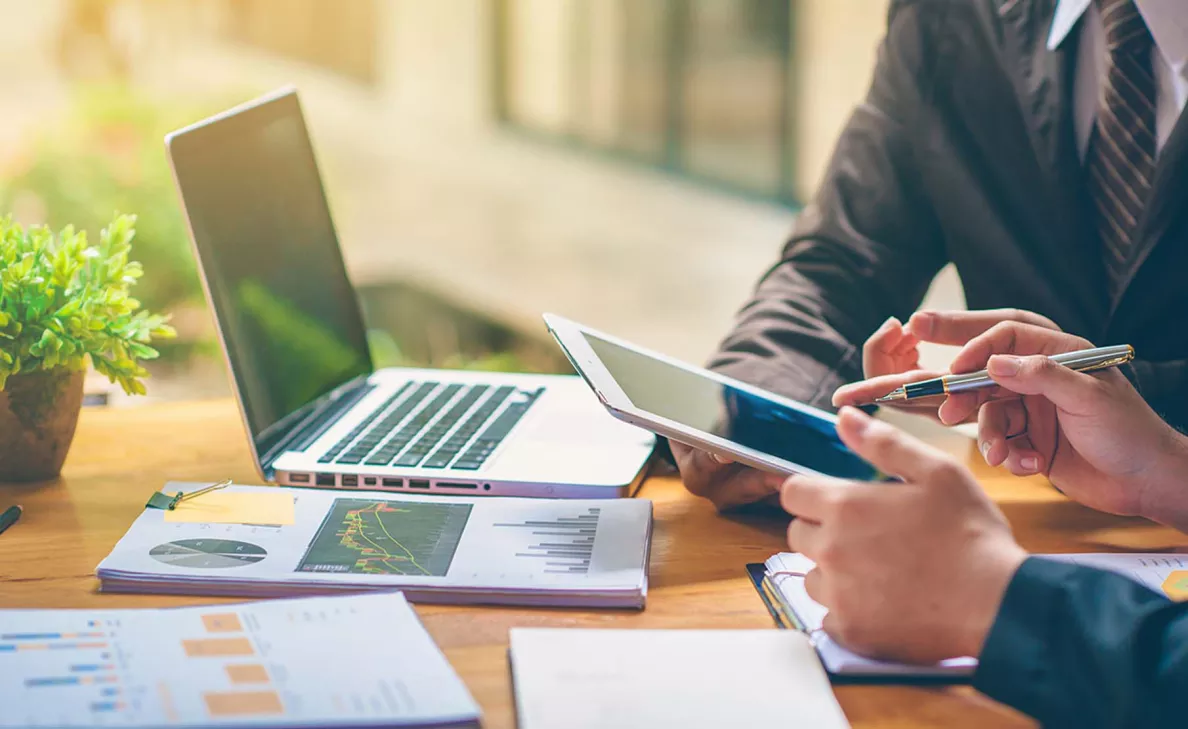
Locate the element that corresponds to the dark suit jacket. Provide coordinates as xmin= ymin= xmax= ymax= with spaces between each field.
xmin=975 ymin=558 xmax=1188 ymax=727
xmin=709 ymin=0 xmax=1188 ymax=430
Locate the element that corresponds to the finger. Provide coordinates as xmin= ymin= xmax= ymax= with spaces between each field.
xmin=1001 ymin=434 xmax=1045 ymax=476
xmin=674 ymin=444 xmax=775 ymax=510
xmin=986 ymin=354 xmax=1111 ymax=416
xmin=780 ymin=474 xmax=846 ymax=521
xmin=832 ymin=369 xmax=945 ymax=407
xmin=786 ymin=518 xmax=826 ymax=561
xmin=834 ymin=407 xmax=952 ymax=482
xmin=948 ymin=322 xmax=1092 ymax=375
xmin=889 ymin=330 xmax=920 ymax=357
xmin=672 ymin=443 xmax=729 ymax=480
xmin=821 ymin=612 xmax=844 ymax=643
xmin=803 ymin=567 xmax=826 ymax=604
xmin=908 ymin=309 xmax=1060 ymax=346
xmin=863 ymin=317 xmax=907 ymax=375
xmin=937 ymin=388 xmax=1003 ymax=425
xmin=708 ymin=468 xmax=785 ymax=511
xmin=976 ymin=399 xmax=1027 ymax=467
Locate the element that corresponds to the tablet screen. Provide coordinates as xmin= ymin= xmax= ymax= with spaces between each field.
xmin=583 ymin=333 xmax=879 ymax=480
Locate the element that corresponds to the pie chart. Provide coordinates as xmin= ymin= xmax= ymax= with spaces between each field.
xmin=150 ymin=539 xmax=267 ymax=569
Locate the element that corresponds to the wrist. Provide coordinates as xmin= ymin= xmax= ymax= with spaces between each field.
xmin=1137 ymin=429 xmax=1188 ymax=530
xmin=959 ymin=543 xmax=1027 ymax=659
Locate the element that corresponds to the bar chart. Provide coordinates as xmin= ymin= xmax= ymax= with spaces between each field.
xmin=1 ymin=618 xmax=131 ymax=723
xmin=495 ymin=506 xmax=601 ymax=574
xmin=0 ymin=594 xmax=478 ymax=728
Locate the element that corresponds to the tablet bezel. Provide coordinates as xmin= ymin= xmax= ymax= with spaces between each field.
xmin=543 ymin=313 xmax=852 ymax=478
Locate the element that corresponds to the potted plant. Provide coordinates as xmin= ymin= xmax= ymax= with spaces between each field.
xmin=0 ymin=213 xmax=174 ymax=482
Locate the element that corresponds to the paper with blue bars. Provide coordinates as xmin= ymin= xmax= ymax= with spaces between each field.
xmin=0 ymin=592 xmax=478 ymax=728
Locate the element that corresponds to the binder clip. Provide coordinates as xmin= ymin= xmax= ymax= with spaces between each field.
xmin=145 ymin=479 xmax=232 ymax=511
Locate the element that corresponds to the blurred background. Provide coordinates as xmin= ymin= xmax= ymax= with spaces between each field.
xmin=0 ymin=0 xmax=962 ymax=406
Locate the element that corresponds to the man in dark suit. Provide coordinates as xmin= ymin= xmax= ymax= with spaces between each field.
xmin=676 ymin=0 xmax=1188 ymax=508
xmin=781 ymin=316 xmax=1188 ymax=727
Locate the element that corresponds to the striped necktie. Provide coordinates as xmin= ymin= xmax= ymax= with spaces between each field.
xmin=1085 ymin=0 xmax=1157 ymax=297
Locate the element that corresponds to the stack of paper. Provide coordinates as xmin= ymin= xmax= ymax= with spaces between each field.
xmin=97 ymin=484 xmax=652 ymax=608
xmin=0 ymin=592 xmax=479 ymax=728
xmin=509 ymin=628 xmax=850 ymax=729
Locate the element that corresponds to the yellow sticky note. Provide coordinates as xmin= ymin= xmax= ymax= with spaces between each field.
xmin=1163 ymin=570 xmax=1188 ymax=601
xmin=164 ymin=491 xmax=295 ymax=526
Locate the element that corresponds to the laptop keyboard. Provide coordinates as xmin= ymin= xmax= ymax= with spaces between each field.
xmin=320 ymin=381 xmax=541 ymax=472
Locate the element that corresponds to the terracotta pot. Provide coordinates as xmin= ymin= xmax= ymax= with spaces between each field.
xmin=0 ymin=369 xmax=85 ymax=483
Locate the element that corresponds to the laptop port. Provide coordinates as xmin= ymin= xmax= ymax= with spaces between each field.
xmin=342 ymin=475 xmax=358 ymax=487
xmin=382 ymin=478 xmax=404 ymax=488
xmin=315 ymin=473 xmax=336 ymax=486
xmin=363 ymin=477 xmax=377 ymax=486
xmin=289 ymin=473 xmax=311 ymax=483
xmin=408 ymin=479 xmax=430 ymax=489
xmin=437 ymin=482 xmax=478 ymax=490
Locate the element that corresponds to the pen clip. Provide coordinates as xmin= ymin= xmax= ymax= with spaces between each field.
xmin=1075 ymin=346 xmax=1135 ymax=375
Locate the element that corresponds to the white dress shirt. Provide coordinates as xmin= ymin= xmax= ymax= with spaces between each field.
xmin=1048 ymin=0 xmax=1188 ymax=158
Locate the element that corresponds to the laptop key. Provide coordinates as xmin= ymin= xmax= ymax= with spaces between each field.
xmin=421 ymin=385 xmax=516 ymax=469
xmin=451 ymin=389 xmax=543 ymax=471
xmin=394 ymin=385 xmax=490 ymax=468
xmin=335 ymin=381 xmax=437 ymax=465
xmin=365 ymin=384 xmax=464 ymax=466
xmin=317 ymin=382 xmax=412 ymax=464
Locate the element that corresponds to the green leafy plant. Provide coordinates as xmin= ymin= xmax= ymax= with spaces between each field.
xmin=0 ymin=85 xmax=206 ymax=314
xmin=0 ymin=213 xmax=176 ymax=395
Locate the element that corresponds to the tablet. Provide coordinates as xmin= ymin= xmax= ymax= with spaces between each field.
xmin=544 ymin=314 xmax=881 ymax=481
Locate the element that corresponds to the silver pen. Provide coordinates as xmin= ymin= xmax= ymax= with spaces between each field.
xmin=874 ymin=344 xmax=1135 ymax=403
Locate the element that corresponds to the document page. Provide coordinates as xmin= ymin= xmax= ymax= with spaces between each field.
xmin=510 ymin=628 xmax=850 ymax=729
xmin=0 ymin=592 xmax=478 ymax=728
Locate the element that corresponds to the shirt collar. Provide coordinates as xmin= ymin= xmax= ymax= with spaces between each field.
xmin=1047 ymin=0 xmax=1090 ymax=51
xmin=1047 ymin=0 xmax=1188 ymax=72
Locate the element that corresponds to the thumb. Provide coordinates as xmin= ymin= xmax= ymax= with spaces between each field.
xmin=986 ymin=355 xmax=1105 ymax=415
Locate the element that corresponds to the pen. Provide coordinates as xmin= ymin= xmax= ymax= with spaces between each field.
xmin=0 ymin=505 xmax=22 ymax=537
xmin=874 ymin=344 xmax=1135 ymax=403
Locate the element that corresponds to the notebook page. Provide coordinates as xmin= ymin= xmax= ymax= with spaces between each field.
xmin=764 ymin=553 xmax=977 ymax=677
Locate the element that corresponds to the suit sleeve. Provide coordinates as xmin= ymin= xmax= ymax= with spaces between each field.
xmin=708 ymin=0 xmax=949 ymax=408
xmin=1124 ymin=360 xmax=1188 ymax=433
xmin=974 ymin=557 xmax=1188 ymax=729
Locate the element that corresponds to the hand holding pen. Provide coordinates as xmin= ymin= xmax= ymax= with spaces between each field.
xmin=872 ymin=345 xmax=1134 ymax=403
xmin=835 ymin=310 xmax=1070 ymax=427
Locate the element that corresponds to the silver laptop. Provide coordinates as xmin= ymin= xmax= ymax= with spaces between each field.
xmin=165 ymin=88 xmax=655 ymax=498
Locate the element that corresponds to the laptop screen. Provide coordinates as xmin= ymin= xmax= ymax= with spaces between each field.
xmin=168 ymin=90 xmax=372 ymax=450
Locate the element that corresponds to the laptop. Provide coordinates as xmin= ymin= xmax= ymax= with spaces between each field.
xmin=165 ymin=88 xmax=655 ymax=498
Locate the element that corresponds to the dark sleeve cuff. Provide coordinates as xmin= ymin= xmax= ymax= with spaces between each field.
xmin=972 ymin=556 xmax=1073 ymax=716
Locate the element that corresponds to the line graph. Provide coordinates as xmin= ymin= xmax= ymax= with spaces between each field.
xmin=297 ymin=499 xmax=472 ymax=576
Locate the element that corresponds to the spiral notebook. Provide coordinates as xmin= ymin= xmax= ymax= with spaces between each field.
xmin=749 ymin=553 xmax=977 ymax=681
xmin=751 ymin=551 xmax=1188 ymax=681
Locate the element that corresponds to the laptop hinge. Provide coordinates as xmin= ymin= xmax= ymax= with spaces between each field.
xmin=258 ymin=376 xmax=375 ymax=471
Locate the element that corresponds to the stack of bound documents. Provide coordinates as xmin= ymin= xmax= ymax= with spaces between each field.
xmin=97 ymin=484 xmax=653 ymax=608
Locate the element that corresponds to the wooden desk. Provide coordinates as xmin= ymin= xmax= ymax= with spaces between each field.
xmin=3 ymin=400 xmax=1186 ymax=728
